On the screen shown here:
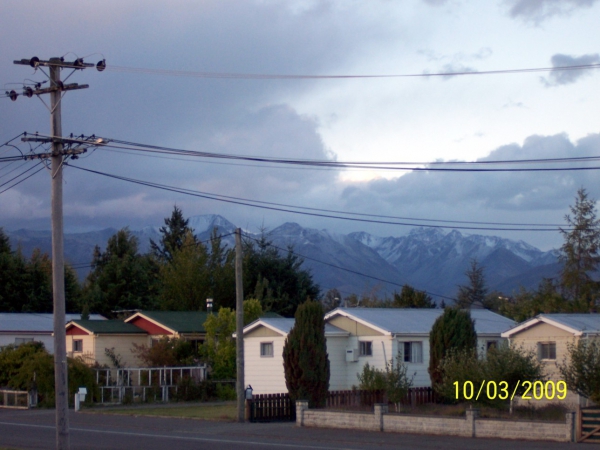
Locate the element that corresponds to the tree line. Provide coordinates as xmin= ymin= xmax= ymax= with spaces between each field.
xmin=0 ymin=206 xmax=320 ymax=319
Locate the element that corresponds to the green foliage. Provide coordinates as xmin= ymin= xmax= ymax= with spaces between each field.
xmin=215 ymin=383 xmax=237 ymax=400
xmin=558 ymin=337 xmax=600 ymax=404
xmin=0 ymin=229 xmax=81 ymax=313
xmin=428 ymin=308 xmax=477 ymax=388
xmin=202 ymin=299 xmax=263 ymax=380
xmin=283 ymin=299 xmax=330 ymax=407
xmin=321 ymin=288 xmax=342 ymax=312
xmin=0 ymin=342 xmax=98 ymax=406
xmin=132 ymin=337 xmax=197 ymax=367
xmin=104 ymin=347 xmax=123 ymax=369
xmin=559 ymin=188 xmax=600 ymax=311
xmin=392 ymin=285 xmax=435 ymax=308
xmin=356 ymin=362 xmax=387 ymax=391
xmin=455 ymin=259 xmax=488 ymax=309
xmin=496 ymin=279 xmax=572 ymax=322
xmin=83 ymin=228 xmax=159 ymax=318
xmin=150 ymin=205 xmax=196 ymax=262
xmin=356 ymin=357 xmax=413 ymax=407
xmin=243 ymin=234 xmax=320 ymax=317
xmin=437 ymin=344 xmax=545 ymax=407
xmin=172 ymin=377 xmax=218 ymax=402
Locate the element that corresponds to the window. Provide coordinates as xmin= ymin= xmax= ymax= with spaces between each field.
xmin=14 ymin=337 xmax=34 ymax=345
xmin=260 ymin=342 xmax=273 ymax=357
xmin=486 ymin=340 xmax=498 ymax=351
xmin=399 ymin=341 xmax=423 ymax=363
xmin=72 ymin=339 xmax=83 ymax=353
xmin=538 ymin=342 xmax=556 ymax=360
xmin=359 ymin=341 xmax=372 ymax=356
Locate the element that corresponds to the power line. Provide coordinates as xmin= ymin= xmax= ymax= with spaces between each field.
xmin=241 ymin=232 xmax=456 ymax=303
xmin=67 ymin=163 xmax=570 ymax=232
xmin=104 ymin=62 xmax=600 ymax=80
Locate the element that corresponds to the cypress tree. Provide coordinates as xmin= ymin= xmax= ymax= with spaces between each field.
xmin=428 ymin=308 xmax=477 ymax=388
xmin=282 ymin=299 xmax=330 ymax=407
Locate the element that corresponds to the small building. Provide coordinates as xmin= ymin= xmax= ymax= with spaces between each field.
xmin=124 ymin=311 xmax=208 ymax=351
xmin=65 ymin=320 xmax=149 ymax=367
xmin=501 ymin=313 xmax=600 ymax=407
xmin=0 ymin=313 xmax=105 ymax=353
xmin=242 ymin=308 xmax=515 ymax=394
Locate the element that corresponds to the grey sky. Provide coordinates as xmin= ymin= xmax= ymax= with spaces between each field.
xmin=1 ymin=0 xmax=599 ymax=252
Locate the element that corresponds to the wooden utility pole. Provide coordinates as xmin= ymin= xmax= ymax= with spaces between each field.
xmin=13 ymin=56 xmax=104 ymax=450
xmin=235 ymin=228 xmax=245 ymax=422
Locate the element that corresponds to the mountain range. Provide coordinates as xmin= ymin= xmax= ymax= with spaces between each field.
xmin=5 ymin=214 xmax=561 ymax=303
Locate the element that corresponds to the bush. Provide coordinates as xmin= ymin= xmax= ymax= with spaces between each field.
xmin=215 ymin=383 xmax=237 ymax=401
xmin=172 ymin=378 xmax=219 ymax=402
xmin=558 ymin=337 xmax=600 ymax=404
xmin=356 ymin=357 xmax=413 ymax=410
xmin=437 ymin=343 xmax=545 ymax=407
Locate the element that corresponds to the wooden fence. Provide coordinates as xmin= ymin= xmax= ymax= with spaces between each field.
xmin=247 ymin=393 xmax=296 ymax=423
xmin=578 ymin=406 xmax=600 ymax=443
xmin=247 ymin=388 xmax=439 ymax=422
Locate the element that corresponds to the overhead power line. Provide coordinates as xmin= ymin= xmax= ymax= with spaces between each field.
xmin=103 ymin=62 xmax=600 ymax=80
xmin=67 ymin=163 xmax=572 ymax=232
xmin=241 ymin=233 xmax=456 ymax=303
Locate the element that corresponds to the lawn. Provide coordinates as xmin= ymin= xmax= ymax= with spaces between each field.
xmin=87 ymin=402 xmax=238 ymax=421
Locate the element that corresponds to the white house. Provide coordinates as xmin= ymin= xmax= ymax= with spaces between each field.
xmin=242 ymin=308 xmax=515 ymax=394
xmin=0 ymin=313 xmax=105 ymax=353
xmin=242 ymin=317 xmax=349 ymax=395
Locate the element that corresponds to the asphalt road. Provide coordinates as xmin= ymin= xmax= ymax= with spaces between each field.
xmin=0 ymin=408 xmax=579 ymax=450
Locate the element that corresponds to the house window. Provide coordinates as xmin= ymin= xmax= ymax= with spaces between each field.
xmin=260 ymin=342 xmax=273 ymax=357
xmin=400 ymin=341 xmax=423 ymax=363
xmin=538 ymin=342 xmax=556 ymax=360
xmin=359 ymin=341 xmax=372 ymax=357
xmin=14 ymin=338 xmax=34 ymax=345
xmin=486 ymin=340 xmax=498 ymax=351
xmin=72 ymin=339 xmax=83 ymax=353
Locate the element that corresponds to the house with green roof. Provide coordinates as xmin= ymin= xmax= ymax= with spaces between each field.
xmin=66 ymin=320 xmax=148 ymax=367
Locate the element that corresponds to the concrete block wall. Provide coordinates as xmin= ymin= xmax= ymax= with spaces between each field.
xmin=296 ymin=402 xmax=576 ymax=443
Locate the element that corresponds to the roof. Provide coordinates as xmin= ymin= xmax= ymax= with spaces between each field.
xmin=126 ymin=311 xmax=209 ymax=333
xmin=241 ymin=317 xmax=349 ymax=337
xmin=502 ymin=314 xmax=600 ymax=338
xmin=67 ymin=320 xmax=147 ymax=335
xmin=325 ymin=308 xmax=515 ymax=336
xmin=0 ymin=313 xmax=106 ymax=333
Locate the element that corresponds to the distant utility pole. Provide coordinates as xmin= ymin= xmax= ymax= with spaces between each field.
xmin=13 ymin=56 xmax=105 ymax=450
xmin=235 ymin=228 xmax=245 ymax=422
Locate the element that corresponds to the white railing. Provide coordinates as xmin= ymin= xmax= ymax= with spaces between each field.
xmin=0 ymin=389 xmax=37 ymax=409
xmin=93 ymin=365 xmax=207 ymax=404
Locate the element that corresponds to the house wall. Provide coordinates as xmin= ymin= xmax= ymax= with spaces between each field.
xmin=244 ymin=335 xmax=287 ymax=394
xmin=0 ymin=334 xmax=53 ymax=353
xmin=92 ymin=335 xmax=148 ymax=367
xmin=326 ymin=335 xmax=348 ymax=391
xmin=508 ymin=322 xmax=579 ymax=408
xmin=346 ymin=335 xmax=393 ymax=389
xmin=66 ymin=334 xmax=95 ymax=361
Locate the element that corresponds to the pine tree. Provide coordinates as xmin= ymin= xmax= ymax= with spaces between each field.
xmin=455 ymin=259 xmax=488 ymax=308
xmin=392 ymin=285 xmax=435 ymax=308
xmin=150 ymin=205 xmax=196 ymax=262
xmin=282 ymin=299 xmax=330 ymax=407
xmin=559 ymin=188 xmax=600 ymax=311
xmin=428 ymin=308 xmax=477 ymax=388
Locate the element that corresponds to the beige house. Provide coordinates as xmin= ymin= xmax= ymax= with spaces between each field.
xmin=66 ymin=320 xmax=148 ymax=367
xmin=501 ymin=313 xmax=600 ymax=407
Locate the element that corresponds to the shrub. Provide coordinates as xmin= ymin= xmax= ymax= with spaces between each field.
xmin=558 ymin=337 xmax=600 ymax=404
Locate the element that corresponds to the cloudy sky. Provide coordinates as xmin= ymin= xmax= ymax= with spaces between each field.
xmin=1 ymin=0 xmax=599 ymax=250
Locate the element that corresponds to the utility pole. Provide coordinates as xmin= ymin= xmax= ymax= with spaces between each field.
xmin=235 ymin=228 xmax=245 ymax=422
xmin=13 ymin=56 xmax=105 ymax=450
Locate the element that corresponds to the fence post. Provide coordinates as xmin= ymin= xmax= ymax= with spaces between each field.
xmin=296 ymin=400 xmax=309 ymax=427
xmin=466 ymin=407 xmax=479 ymax=438
xmin=566 ymin=411 xmax=576 ymax=442
xmin=374 ymin=403 xmax=388 ymax=432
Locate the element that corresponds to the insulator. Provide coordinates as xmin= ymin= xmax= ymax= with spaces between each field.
xmin=96 ymin=59 xmax=106 ymax=72
xmin=24 ymin=87 xmax=33 ymax=98
xmin=29 ymin=57 xmax=40 ymax=68
xmin=73 ymin=58 xmax=84 ymax=68
xmin=9 ymin=90 xmax=18 ymax=101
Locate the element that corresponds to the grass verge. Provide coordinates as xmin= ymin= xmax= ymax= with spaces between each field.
xmin=86 ymin=402 xmax=237 ymax=421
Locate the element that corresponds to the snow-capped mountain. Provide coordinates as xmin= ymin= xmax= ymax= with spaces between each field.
xmin=5 ymin=216 xmax=560 ymax=301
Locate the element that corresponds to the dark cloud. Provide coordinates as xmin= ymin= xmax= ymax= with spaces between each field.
xmin=341 ymin=133 xmax=600 ymax=213
xmin=542 ymin=53 xmax=600 ymax=87
xmin=505 ymin=0 xmax=598 ymax=23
